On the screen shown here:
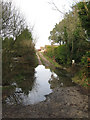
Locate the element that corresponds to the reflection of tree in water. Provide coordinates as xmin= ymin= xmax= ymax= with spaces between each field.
xmin=49 ymin=72 xmax=60 ymax=89
xmin=2 ymin=50 xmax=13 ymax=86
xmin=3 ymin=61 xmax=36 ymax=104
xmin=13 ymin=63 xmax=36 ymax=95
xmin=6 ymin=92 xmax=23 ymax=105
xmin=49 ymin=68 xmax=75 ymax=89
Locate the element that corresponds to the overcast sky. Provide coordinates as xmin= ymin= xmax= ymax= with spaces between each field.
xmin=6 ymin=0 xmax=80 ymax=49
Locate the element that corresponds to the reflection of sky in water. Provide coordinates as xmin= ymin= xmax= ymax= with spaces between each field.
xmin=23 ymin=65 xmax=53 ymax=105
xmin=6 ymin=65 xmax=59 ymax=105
xmin=5 ymin=65 xmax=75 ymax=105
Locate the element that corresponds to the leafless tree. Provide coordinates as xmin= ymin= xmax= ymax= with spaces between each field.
xmin=1 ymin=1 xmax=26 ymax=39
xmin=48 ymin=0 xmax=65 ymax=15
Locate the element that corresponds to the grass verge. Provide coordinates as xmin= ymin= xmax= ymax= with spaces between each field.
xmin=72 ymin=68 xmax=89 ymax=89
xmin=41 ymin=52 xmax=62 ymax=68
xmin=37 ymin=52 xmax=45 ymax=66
xmin=39 ymin=52 xmax=89 ymax=89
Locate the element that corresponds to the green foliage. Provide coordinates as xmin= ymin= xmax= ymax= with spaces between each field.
xmin=77 ymin=1 xmax=90 ymax=37
xmin=2 ymin=28 xmax=37 ymax=86
xmin=48 ymin=1 xmax=90 ymax=66
xmin=71 ymin=27 xmax=89 ymax=62
xmin=63 ymin=26 xmax=68 ymax=44
xmin=54 ymin=45 xmax=67 ymax=65
xmin=45 ymin=45 xmax=56 ymax=58
xmin=81 ymin=51 xmax=90 ymax=66
xmin=45 ymin=45 xmax=68 ymax=65
xmin=2 ymin=37 xmax=14 ymax=50
xmin=16 ymin=28 xmax=32 ymax=41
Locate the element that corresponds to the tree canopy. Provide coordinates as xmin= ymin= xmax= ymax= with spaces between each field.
xmin=48 ymin=1 xmax=90 ymax=63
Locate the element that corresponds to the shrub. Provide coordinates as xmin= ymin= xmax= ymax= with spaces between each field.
xmin=54 ymin=45 xmax=67 ymax=65
xmin=45 ymin=45 xmax=56 ymax=58
xmin=81 ymin=51 xmax=90 ymax=67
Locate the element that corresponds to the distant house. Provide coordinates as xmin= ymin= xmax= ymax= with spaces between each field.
xmin=40 ymin=47 xmax=44 ymax=50
xmin=38 ymin=44 xmax=59 ymax=52
xmin=37 ymin=49 xmax=41 ymax=51
xmin=40 ymin=46 xmax=46 ymax=52
xmin=37 ymin=47 xmax=45 ymax=52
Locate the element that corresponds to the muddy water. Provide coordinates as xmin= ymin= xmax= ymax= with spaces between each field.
xmin=3 ymin=65 xmax=75 ymax=105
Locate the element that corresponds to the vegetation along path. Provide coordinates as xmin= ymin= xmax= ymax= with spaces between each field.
xmin=3 ymin=52 xmax=89 ymax=118
xmin=2 ymin=0 xmax=90 ymax=119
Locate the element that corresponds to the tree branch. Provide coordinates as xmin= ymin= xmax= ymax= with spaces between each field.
xmin=48 ymin=1 xmax=65 ymax=15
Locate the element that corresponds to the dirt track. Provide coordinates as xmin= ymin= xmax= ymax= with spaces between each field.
xmin=2 ymin=52 xmax=89 ymax=118
xmin=3 ymin=86 xmax=88 ymax=118
xmin=36 ymin=52 xmax=42 ymax=65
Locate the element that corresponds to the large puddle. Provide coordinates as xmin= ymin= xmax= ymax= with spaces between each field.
xmin=3 ymin=65 xmax=75 ymax=105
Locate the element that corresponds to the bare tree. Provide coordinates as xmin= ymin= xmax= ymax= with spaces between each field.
xmin=48 ymin=0 xmax=65 ymax=15
xmin=1 ymin=1 xmax=26 ymax=39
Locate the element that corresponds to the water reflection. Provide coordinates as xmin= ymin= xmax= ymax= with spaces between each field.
xmin=49 ymin=68 xmax=75 ymax=89
xmin=2 ymin=62 xmax=35 ymax=104
xmin=3 ymin=65 xmax=75 ymax=105
xmin=3 ymin=65 xmax=53 ymax=105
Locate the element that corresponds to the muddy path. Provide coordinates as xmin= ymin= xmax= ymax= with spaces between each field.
xmin=2 ymin=52 xmax=89 ymax=118
xmin=3 ymin=86 xmax=88 ymax=118
xmin=37 ymin=52 xmax=54 ymax=67
xmin=36 ymin=52 xmax=42 ymax=65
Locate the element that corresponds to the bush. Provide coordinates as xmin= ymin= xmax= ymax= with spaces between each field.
xmin=45 ymin=45 xmax=69 ymax=65
xmin=81 ymin=51 xmax=90 ymax=67
xmin=45 ymin=45 xmax=56 ymax=58
xmin=2 ymin=29 xmax=37 ymax=86
xmin=54 ymin=45 xmax=67 ymax=65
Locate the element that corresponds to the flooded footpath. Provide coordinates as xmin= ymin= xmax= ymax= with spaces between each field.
xmin=2 ymin=53 xmax=89 ymax=118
